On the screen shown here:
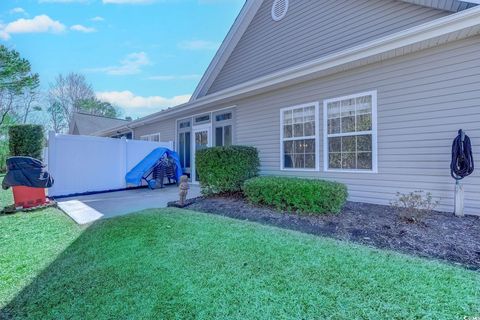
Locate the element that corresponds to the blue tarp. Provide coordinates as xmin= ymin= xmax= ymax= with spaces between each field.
xmin=125 ymin=147 xmax=182 ymax=186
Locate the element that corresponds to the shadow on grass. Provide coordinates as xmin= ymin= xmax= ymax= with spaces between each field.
xmin=1 ymin=222 xmax=92 ymax=319
xmin=0 ymin=216 xmax=172 ymax=319
xmin=1 ymin=210 xmax=479 ymax=319
xmin=1 ymin=210 xmax=202 ymax=319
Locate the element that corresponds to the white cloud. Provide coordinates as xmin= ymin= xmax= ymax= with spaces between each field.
xmin=0 ymin=29 xmax=9 ymax=41
xmin=147 ymin=74 xmax=201 ymax=81
xmin=90 ymin=16 xmax=105 ymax=22
xmin=70 ymin=24 xmax=96 ymax=33
xmin=9 ymin=7 xmax=27 ymax=15
xmin=178 ymin=40 xmax=220 ymax=51
xmin=86 ymin=52 xmax=150 ymax=75
xmin=103 ymin=0 xmax=153 ymax=4
xmin=96 ymin=91 xmax=190 ymax=117
xmin=0 ymin=15 xmax=65 ymax=40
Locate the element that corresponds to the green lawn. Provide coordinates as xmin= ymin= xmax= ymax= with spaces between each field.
xmin=0 ymin=200 xmax=478 ymax=319
xmin=0 ymin=174 xmax=12 ymax=206
xmin=0 ymin=207 xmax=82 ymax=308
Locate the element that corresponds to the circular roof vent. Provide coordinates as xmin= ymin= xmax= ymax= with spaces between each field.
xmin=271 ymin=0 xmax=289 ymax=22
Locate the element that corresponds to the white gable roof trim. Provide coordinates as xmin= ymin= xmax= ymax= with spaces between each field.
xmin=190 ymin=0 xmax=263 ymax=101
xmin=403 ymin=0 xmax=478 ymax=11
xmin=95 ymin=5 xmax=480 ymax=136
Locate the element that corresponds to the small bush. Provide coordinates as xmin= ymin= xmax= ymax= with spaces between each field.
xmin=196 ymin=146 xmax=259 ymax=194
xmin=8 ymin=124 xmax=44 ymax=159
xmin=243 ymin=176 xmax=348 ymax=214
xmin=390 ymin=190 xmax=438 ymax=223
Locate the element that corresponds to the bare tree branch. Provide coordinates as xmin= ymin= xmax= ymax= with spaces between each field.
xmin=47 ymin=72 xmax=95 ymax=132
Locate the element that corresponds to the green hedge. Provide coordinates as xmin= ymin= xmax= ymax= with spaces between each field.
xmin=243 ymin=176 xmax=348 ymax=214
xmin=196 ymin=146 xmax=259 ymax=195
xmin=8 ymin=124 xmax=44 ymax=159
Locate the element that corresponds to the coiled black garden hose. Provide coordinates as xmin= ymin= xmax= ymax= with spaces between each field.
xmin=450 ymin=129 xmax=474 ymax=180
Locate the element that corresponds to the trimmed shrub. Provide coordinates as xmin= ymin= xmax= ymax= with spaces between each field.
xmin=8 ymin=124 xmax=44 ymax=159
xmin=196 ymin=146 xmax=259 ymax=195
xmin=243 ymin=176 xmax=348 ymax=214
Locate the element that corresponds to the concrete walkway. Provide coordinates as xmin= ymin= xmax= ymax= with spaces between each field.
xmin=57 ymin=185 xmax=201 ymax=224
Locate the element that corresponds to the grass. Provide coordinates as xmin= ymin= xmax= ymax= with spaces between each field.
xmin=0 ymin=197 xmax=479 ymax=319
xmin=0 ymin=180 xmax=84 ymax=308
xmin=0 ymin=174 xmax=12 ymax=206
xmin=0 ymin=208 xmax=82 ymax=309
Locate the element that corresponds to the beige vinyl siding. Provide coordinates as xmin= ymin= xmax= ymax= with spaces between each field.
xmin=233 ymin=36 xmax=480 ymax=215
xmin=207 ymin=0 xmax=449 ymax=95
xmin=133 ymin=120 xmax=175 ymax=143
xmin=132 ymin=36 xmax=480 ymax=215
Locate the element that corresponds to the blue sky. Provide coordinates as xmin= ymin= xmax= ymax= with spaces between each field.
xmin=0 ymin=0 xmax=245 ymax=118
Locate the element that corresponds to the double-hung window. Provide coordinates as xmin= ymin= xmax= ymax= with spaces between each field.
xmin=324 ymin=91 xmax=377 ymax=172
xmin=280 ymin=103 xmax=319 ymax=170
xmin=140 ymin=133 xmax=161 ymax=142
xmin=213 ymin=110 xmax=234 ymax=147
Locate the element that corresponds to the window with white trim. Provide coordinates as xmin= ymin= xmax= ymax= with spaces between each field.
xmin=194 ymin=114 xmax=210 ymax=125
xmin=140 ymin=133 xmax=161 ymax=142
xmin=324 ymin=91 xmax=377 ymax=172
xmin=281 ymin=103 xmax=318 ymax=170
xmin=213 ymin=110 xmax=234 ymax=147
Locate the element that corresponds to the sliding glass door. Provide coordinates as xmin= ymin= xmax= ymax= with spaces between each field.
xmin=178 ymin=132 xmax=191 ymax=175
xmin=177 ymin=119 xmax=192 ymax=178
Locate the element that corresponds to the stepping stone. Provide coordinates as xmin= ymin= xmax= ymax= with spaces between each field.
xmin=57 ymin=200 xmax=103 ymax=225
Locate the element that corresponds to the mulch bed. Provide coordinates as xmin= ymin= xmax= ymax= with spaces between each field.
xmin=178 ymin=195 xmax=480 ymax=270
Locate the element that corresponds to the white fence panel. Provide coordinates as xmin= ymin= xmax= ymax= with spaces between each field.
xmin=47 ymin=132 xmax=173 ymax=197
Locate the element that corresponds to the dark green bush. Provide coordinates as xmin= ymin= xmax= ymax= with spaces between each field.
xmin=8 ymin=124 xmax=44 ymax=159
xmin=243 ymin=176 xmax=348 ymax=214
xmin=196 ymin=146 xmax=259 ymax=194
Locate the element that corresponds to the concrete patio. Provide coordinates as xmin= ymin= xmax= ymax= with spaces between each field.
xmin=56 ymin=184 xmax=201 ymax=224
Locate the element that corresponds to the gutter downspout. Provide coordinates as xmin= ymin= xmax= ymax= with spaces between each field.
xmin=126 ymin=124 xmax=134 ymax=140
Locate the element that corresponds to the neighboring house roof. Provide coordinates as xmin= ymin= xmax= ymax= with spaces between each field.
xmin=94 ymin=2 xmax=480 ymax=137
xmin=190 ymin=0 xmax=479 ymax=101
xmin=69 ymin=112 xmax=130 ymax=136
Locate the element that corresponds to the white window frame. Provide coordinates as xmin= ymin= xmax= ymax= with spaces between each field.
xmin=213 ymin=109 xmax=234 ymax=147
xmin=140 ymin=133 xmax=161 ymax=142
xmin=174 ymin=106 xmax=237 ymax=153
xmin=280 ymin=102 xmax=320 ymax=171
xmin=323 ymin=90 xmax=378 ymax=173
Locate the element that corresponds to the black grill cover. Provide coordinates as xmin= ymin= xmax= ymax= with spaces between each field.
xmin=2 ymin=157 xmax=54 ymax=190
